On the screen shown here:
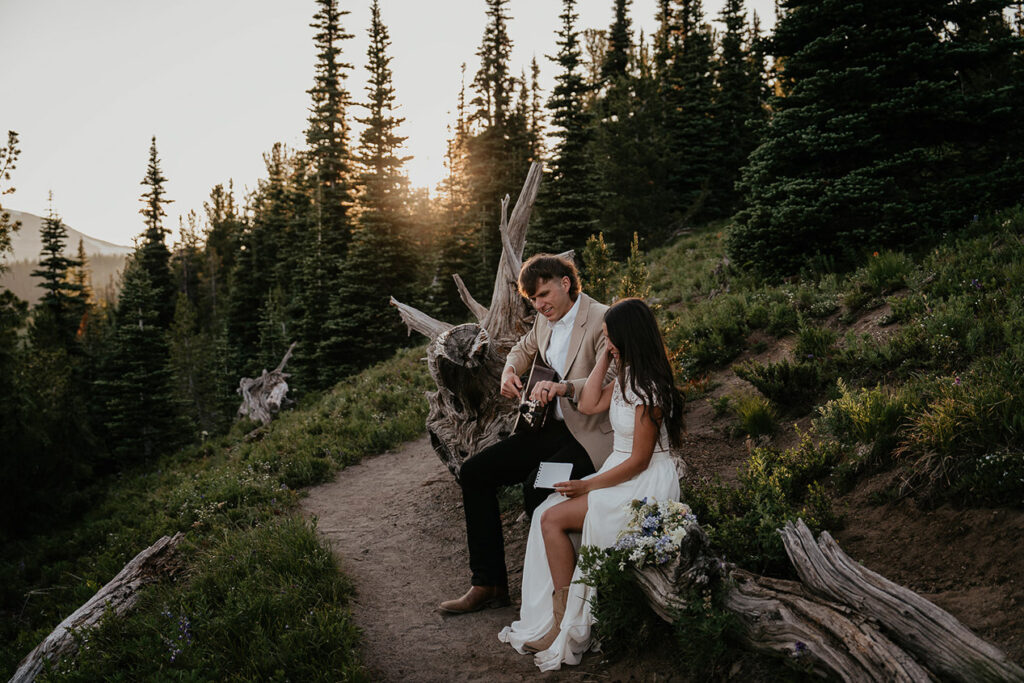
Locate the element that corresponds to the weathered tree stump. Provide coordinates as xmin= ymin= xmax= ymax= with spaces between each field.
xmin=12 ymin=533 xmax=185 ymax=683
xmin=391 ymin=162 xmax=544 ymax=477
xmin=237 ymin=341 xmax=297 ymax=425
xmin=632 ymin=520 xmax=1023 ymax=682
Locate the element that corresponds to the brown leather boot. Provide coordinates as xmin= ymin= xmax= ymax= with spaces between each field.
xmin=523 ymin=585 xmax=570 ymax=653
xmin=438 ymin=584 xmax=511 ymax=614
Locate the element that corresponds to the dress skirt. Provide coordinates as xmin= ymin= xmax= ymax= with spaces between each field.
xmin=497 ymin=448 xmax=680 ymax=671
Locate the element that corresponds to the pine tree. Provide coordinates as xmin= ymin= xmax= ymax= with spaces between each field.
xmin=532 ymin=0 xmax=599 ymax=256
xmin=528 ymin=56 xmax=546 ymax=160
xmin=256 ymin=286 xmax=290 ymax=371
xmin=602 ymin=0 xmax=632 ymax=82
xmin=138 ymin=136 xmax=176 ymax=327
xmin=172 ymin=210 xmax=203 ymax=306
xmin=296 ymin=0 xmax=356 ymax=390
xmin=201 ymin=182 xmax=242 ymax=325
xmin=324 ymin=0 xmax=416 ymax=377
xmin=0 ymin=286 xmax=28 ymax=534
xmin=168 ymin=292 xmax=225 ymax=435
xmin=306 ymin=0 xmax=354 ymax=259
xmin=710 ymin=0 xmax=767 ymax=216
xmin=225 ymin=144 xmax=294 ymax=378
xmin=660 ymin=0 xmax=718 ymax=228
xmin=617 ymin=232 xmax=650 ymax=299
xmin=471 ymin=0 xmax=514 ymax=128
xmin=0 ymin=131 xmax=21 ymax=268
xmin=581 ymin=233 xmax=617 ymax=304
xmin=71 ymin=238 xmax=93 ymax=303
xmin=944 ymin=1 xmax=1024 ymax=214
xmin=101 ymin=257 xmax=183 ymax=463
xmin=592 ymin=14 xmax=673 ymax=256
xmin=431 ymin=66 xmax=477 ymax=320
xmin=30 ymin=200 xmax=84 ymax=350
xmin=729 ymin=0 xmax=1024 ymax=276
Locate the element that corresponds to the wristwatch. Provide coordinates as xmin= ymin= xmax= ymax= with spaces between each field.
xmin=561 ymin=380 xmax=575 ymax=400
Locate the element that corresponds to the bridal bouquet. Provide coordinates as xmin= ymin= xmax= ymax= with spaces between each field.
xmin=611 ymin=498 xmax=700 ymax=568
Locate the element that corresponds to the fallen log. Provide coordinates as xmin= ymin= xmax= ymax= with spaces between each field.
xmin=781 ymin=521 xmax=1024 ymax=683
xmin=237 ymin=341 xmax=297 ymax=425
xmin=631 ymin=520 xmax=1024 ymax=682
xmin=11 ymin=532 xmax=185 ymax=683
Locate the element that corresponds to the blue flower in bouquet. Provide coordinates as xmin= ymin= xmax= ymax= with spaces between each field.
xmin=641 ymin=514 xmax=661 ymax=535
xmin=613 ymin=535 xmax=637 ymax=551
xmin=654 ymin=535 xmax=675 ymax=564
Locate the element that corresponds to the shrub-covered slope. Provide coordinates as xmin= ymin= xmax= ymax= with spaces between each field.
xmin=1 ymin=346 xmax=432 ymax=680
xmin=637 ymin=207 xmax=1024 ymax=672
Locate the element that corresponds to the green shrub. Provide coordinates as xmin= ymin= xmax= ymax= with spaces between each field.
xmin=710 ymin=395 xmax=732 ymax=419
xmin=843 ymin=251 xmax=914 ymax=312
xmin=793 ymin=323 xmax=837 ymax=362
xmin=683 ymin=434 xmax=841 ymax=576
xmin=765 ymin=301 xmax=799 ymax=337
xmin=734 ymin=359 xmax=831 ymax=413
xmin=814 ymin=379 xmax=912 ymax=479
xmin=665 ymin=293 xmax=753 ymax=375
xmin=733 ymin=394 xmax=777 ymax=438
xmin=897 ymin=350 xmax=1024 ymax=506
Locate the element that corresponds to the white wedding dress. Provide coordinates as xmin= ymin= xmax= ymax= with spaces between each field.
xmin=498 ymin=380 xmax=681 ymax=671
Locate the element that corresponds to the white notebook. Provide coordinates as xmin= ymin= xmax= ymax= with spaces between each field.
xmin=534 ymin=461 xmax=573 ymax=489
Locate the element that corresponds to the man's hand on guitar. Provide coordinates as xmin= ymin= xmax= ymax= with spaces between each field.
xmin=530 ymin=380 xmax=565 ymax=406
xmin=500 ymin=366 xmax=523 ymax=399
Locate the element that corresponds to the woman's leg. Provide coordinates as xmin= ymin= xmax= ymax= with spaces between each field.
xmin=539 ymin=495 xmax=589 ymax=590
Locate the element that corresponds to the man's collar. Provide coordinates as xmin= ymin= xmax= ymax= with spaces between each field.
xmin=553 ymin=295 xmax=581 ymax=328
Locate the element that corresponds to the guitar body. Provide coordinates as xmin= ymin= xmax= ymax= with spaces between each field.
xmin=513 ymin=355 xmax=560 ymax=434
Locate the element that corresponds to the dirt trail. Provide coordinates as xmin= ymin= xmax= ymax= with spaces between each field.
xmin=301 ymin=437 xmax=683 ymax=682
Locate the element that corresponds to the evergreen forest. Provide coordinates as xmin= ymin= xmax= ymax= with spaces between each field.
xmin=2 ymin=0 xmax=1024 ymax=679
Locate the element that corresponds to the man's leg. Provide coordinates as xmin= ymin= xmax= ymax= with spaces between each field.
xmin=459 ymin=428 xmax=548 ymax=589
xmin=440 ymin=422 xmax=587 ymax=613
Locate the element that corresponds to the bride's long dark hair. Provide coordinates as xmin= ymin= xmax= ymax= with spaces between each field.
xmin=604 ymin=298 xmax=685 ymax=448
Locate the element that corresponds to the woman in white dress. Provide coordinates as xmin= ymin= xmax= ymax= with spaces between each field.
xmin=498 ymin=298 xmax=684 ymax=671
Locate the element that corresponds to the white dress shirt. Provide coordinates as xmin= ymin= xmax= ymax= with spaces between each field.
xmin=545 ymin=295 xmax=580 ymax=420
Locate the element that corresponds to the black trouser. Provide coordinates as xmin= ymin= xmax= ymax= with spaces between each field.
xmin=459 ymin=419 xmax=595 ymax=587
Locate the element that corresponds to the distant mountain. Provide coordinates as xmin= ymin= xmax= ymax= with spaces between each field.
xmin=1 ymin=209 xmax=132 ymax=305
xmin=4 ymin=209 xmax=133 ymax=259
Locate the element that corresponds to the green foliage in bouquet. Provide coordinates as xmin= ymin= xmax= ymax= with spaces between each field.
xmin=577 ymin=545 xmax=667 ymax=660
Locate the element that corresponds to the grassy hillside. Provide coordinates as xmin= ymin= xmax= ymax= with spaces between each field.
xmin=592 ymin=207 xmax=1024 ymax=676
xmin=0 ymin=346 xmax=432 ymax=680
xmin=651 ymin=207 xmax=1024 ymax=517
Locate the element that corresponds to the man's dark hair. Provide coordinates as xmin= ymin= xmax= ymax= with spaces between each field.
xmin=518 ymin=253 xmax=581 ymax=299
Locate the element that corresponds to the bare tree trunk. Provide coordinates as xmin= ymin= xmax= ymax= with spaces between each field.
xmin=632 ymin=520 xmax=1023 ymax=682
xmin=237 ymin=341 xmax=297 ymax=426
xmin=12 ymin=533 xmax=185 ymax=683
xmin=391 ymin=162 xmax=544 ymax=477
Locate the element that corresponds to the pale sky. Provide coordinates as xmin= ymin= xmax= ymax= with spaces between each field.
xmin=1 ymin=0 xmax=775 ymax=248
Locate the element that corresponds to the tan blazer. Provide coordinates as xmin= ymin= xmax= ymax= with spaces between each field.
xmin=505 ymin=293 xmax=615 ymax=469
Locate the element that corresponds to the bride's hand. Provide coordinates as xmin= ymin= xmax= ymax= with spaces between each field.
xmin=553 ymin=479 xmax=590 ymax=499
